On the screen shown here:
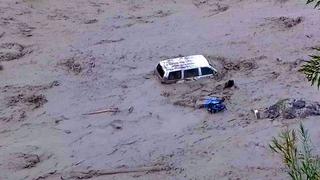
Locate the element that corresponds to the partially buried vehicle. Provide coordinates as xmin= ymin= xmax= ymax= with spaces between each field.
xmin=155 ymin=55 xmax=217 ymax=84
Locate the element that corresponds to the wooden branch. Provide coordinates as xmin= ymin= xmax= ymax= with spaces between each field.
xmin=67 ymin=165 xmax=169 ymax=179
xmin=95 ymin=165 xmax=169 ymax=175
xmin=82 ymin=107 xmax=119 ymax=115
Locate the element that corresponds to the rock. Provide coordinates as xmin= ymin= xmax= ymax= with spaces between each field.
xmin=265 ymin=104 xmax=280 ymax=119
xmin=84 ymin=19 xmax=98 ymax=24
xmin=224 ymin=80 xmax=234 ymax=89
xmin=109 ymin=120 xmax=123 ymax=130
xmin=50 ymin=80 xmax=60 ymax=87
xmin=293 ymin=100 xmax=305 ymax=109
xmin=23 ymin=154 xmax=40 ymax=168
xmin=282 ymin=107 xmax=296 ymax=119
xmin=304 ymin=104 xmax=320 ymax=116
xmin=64 ymin=130 xmax=72 ymax=134
xmin=14 ymin=153 xmax=40 ymax=169
xmin=128 ymin=106 xmax=134 ymax=113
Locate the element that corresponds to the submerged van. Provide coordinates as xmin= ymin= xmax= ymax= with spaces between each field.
xmin=155 ymin=55 xmax=217 ymax=83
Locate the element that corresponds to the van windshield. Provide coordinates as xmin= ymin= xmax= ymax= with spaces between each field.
xmin=156 ymin=64 xmax=164 ymax=78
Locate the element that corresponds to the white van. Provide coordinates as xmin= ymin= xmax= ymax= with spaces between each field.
xmin=155 ymin=55 xmax=217 ymax=83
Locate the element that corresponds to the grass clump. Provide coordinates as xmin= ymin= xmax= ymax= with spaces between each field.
xmin=270 ymin=123 xmax=320 ymax=180
xmin=306 ymin=0 xmax=320 ymax=8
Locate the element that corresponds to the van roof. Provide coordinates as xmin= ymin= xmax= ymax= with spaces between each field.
xmin=159 ymin=55 xmax=210 ymax=72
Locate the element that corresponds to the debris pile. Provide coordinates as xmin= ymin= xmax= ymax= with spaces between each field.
xmin=58 ymin=55 xmax=96 ymax=75
xmin=9 ymin=153 xmax=40 ymax=169
xmin=7 ymin=94 xmax=47 ymax=109
xmin=261 ymin=99 xmax=320 ymax=119
xmin=0 ymin=43 xmax=27 ymax=61
xmin=264 ymin=16 xmax=304 ymax=30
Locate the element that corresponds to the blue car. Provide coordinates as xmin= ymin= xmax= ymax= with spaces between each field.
xmin=203 ymin=97 xmax=226 ymax=114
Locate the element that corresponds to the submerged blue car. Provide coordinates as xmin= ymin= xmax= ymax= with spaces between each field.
xmin=203 ymin=97 xmax=226 ymax=113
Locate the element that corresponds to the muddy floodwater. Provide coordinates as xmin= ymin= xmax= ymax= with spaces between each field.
xmin=1 ymin=0 xmax=320 ymax=179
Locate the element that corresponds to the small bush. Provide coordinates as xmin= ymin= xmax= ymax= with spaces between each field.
xmin=306 ymin=0 xmax=320 ymax=8
xmin=270 ymin=123 xmax=320 ymax=180
xmin=300 ymin=48 xmax=320 ymax=88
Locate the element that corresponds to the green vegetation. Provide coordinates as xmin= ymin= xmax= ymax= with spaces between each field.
xmin=306 ymin=0 xmax=320 ymax=8
xmin=299 ymin=0 xmax=320 ymax=88
xmin=299 ymin=48 xmax=320 ymax=88
xmin=270 ymin=123 xmax=320 ymax=180
xmin=270 ymin=1 xmax=320 ymax=180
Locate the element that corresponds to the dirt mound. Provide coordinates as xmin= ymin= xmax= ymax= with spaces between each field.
xmin=264 ymin=16 xmax=303 ymax=30
xmin=193 ymin=0 xmax=218 ymax=8
xmin=0 ymin=43 xmax=26 ymax=61
xmin=7 ymin=94 xmax=47 ymax=110
xmin=152 ymin=10 xmax=173 ymax=18
xmin=127 ymin=10 xmax=172 ymax=24
xmin=58 ymin=55 xmax=95 ymax=75
xmin=47 ymin=9 xmax=71 ymax=21
xmin=1 ymin=82 xmax=59 ymax=94
xmin=17 ymin=22 xmax=35 ymax=37
xmin=163 ymin=80 xmax=235 ymax=108
xmin=223 ymin=60 xmax=258 ymax=71
xmin=8 ymin=153 xmax=40 ymax=169
xmin=193 ymin=0 xmax=229 ymax=16
xmin=112 ymin=9 xmax=173 ymax=28
xmin=0 ymin=82 xmax=58 ymax=123
xmin=207 ymin=4 xmax=229 ymax=16
xmin=60 ymin=58 xmax=83 ymax=74
xmin=206 ymin=55 xmax=262 ymax=80
xmin=8 ymin=94 xmax=47 ymax=109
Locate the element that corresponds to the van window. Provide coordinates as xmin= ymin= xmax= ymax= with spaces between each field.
xmin=184 ymin=68 xmax=199 ymax=78
xmin=201 ymin=67 xmax=214 ymax=75
xmin=168 ymin=71 xmax=182 ymax=80
xmin=157 ymin=64 xmax=164 ymax=77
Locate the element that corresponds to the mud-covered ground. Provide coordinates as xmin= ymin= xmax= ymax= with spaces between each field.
xmin=1 ymin=0 xmax=320 ymax=179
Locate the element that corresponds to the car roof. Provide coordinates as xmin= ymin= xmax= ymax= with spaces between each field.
xmin=159 ymin=55 xmax=210 ymax=72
